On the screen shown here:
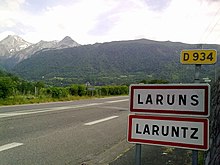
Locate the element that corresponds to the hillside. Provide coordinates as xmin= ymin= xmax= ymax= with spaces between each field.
xmin=11 ymin=39 xmax=220 ymax=85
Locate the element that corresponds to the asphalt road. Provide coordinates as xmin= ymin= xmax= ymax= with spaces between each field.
xmin=0 ymin=96 xmax=135 ymax=165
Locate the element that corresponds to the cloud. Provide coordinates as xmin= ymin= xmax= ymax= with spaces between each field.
xmin=19 ymin=0 xmax=110 ymax=43
xmin=143 ymin=0 xmax=171 ymax=11
xmin=0 ymin=0 xmax=27 ymax=39
xmin=0 ymin=0 xmax=25 ymax=10
xmin=88 ymin=0 xmax=134 ymax=36
xmin=142 ymin=0 xmax=220 ymax=44
xmin=87 ymin=0 xmax=160 ymax=42
xmin=0 ymin=0 xmax=220 ymax=45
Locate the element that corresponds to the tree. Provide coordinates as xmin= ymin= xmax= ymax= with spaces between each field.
xmin=139 ymin=79 xmax=169 ymax=84
xmin=0 ymin=77 xmax=15 ymax=98
xmin=35 ymin=81 xmax=45 ymax=89
xmin=17 ymin=80 xmax=35 ymax=95
xmin=148 ymin=79 xmax=169 ymax=84
xmin=69 ymin=85 xmax=79 ymax=96
xmin=49 ymin=87 xmax=68 ymax=98
xmin=78 ymin=85 xmax=86 ymax=96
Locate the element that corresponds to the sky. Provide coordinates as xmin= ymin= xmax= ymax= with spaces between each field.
xmin=0 ymin=0 xmax=220 ymax=45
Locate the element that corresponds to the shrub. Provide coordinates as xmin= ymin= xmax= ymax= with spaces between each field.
xmin=0 ymin=77 xmax=15 ymax=98
xmin=49 ymin=87 xmax=68 ymax=98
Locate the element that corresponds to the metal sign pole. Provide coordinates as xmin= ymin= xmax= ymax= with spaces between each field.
xmin=192 ymin=64 xmax=201 ymax=165
xmin=194 ymin=64 xmax=201 ymax=83
xmin=135 ymin=144 xmax=141 ymax=165
xmin=179 ymin=44 xmax=213 ymax=165
xmin=192 ymin=43 xmax=203 ymax=165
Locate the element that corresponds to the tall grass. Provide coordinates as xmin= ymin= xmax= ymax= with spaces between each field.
xmin=0 ymin=95 xmax=95 ymax=106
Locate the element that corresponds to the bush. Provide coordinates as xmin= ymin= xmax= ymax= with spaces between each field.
xmin=0 ymin=77 xmax=15 ymax=98
xmin=69 ymin=85 xmax=79 ymax=96
xmin=78 ymin=85 xmax=86 ymax=96
xmin=100 ymin=86 xmax=109 ymax=96
xmin=47 ymin=87 xmax=68 ymax=98
xmin=99 ymin=85 xmax=128 ymax=96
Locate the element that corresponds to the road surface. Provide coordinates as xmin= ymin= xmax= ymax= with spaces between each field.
xmin=0 ymin=96 xmax=134 ymax=165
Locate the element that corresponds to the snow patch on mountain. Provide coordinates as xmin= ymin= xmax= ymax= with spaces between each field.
xmin=0 ymin=35 xmax=81 ymax=68
xmin=0 ymin=35 xmax=32 ymax=57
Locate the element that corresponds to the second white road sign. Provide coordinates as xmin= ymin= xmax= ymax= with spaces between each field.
xmin=127 ymin=115 xmax=209 ymax=150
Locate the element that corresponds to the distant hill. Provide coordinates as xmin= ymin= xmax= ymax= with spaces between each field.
xmin=11 ymin=39 xmax=220 ymax=85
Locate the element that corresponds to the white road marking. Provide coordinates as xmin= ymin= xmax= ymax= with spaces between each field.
xmin=0 ymin=107 xmax=72 ymax=118
xmin=104 ymin=99 xmax=129 ymax=103
xmin=0 ymin=142 xmax=23 ymax=152
xmin=99 ymin=106 xmax=128 ymax=111
xmin=0 ymin=99 xmax=128 ymax=119
xmin=0 ymin=103 xmax=102 ymax=118
xmin=98 ymin=96 xmax=128 ymax=100
xmin=84 ymin=116 xmax=119 ymax=126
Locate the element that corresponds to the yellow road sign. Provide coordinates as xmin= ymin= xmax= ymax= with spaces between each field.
xmin=180 ymin=49 xmax=217 ymax=64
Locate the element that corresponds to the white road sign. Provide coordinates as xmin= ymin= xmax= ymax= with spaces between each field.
xmin=127 ymin=115 xmax=209 ymax=150
xmin=130 ymin=84 xmax=210 ymax=117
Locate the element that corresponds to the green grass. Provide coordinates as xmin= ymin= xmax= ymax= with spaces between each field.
xmin=0 ymin=95 xmax=97 ymax=106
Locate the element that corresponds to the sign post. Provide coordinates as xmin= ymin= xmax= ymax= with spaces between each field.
xmin=128 ymin=84 xmax=210 ymax=164
xmin=135 ymin=144 xmax=141 ymax=165
xmin=192 ymin=64 xmax=201 ymax=165
xmin=180 ymin=45 xmax=217 ymax=165
xmin=192 ymin=45 xmax=202 ymax=165
xmin=128 ymin=47 xmax=216 ymax=165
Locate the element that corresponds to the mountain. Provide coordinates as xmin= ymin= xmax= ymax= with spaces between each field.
xmin=0 ymin=35 xmax=32 ymax=57
xmin=57 ymin=36 xmax=80 ymax=48
xmin=12 ymin=40 xmax=58 ymax=62
xmin=11 ymin=39 xmax=220 ymax=86
xmin=0 ymin=35 xmax=80 ymax=69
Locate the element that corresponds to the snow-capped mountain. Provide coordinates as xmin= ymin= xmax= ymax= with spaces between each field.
xmin=57 ymin=36 xmax=80 ymax=48
xmin=14 ymin=40 xmax=58 ymax=62
xmin=13 ymin=36 xmax=80 ymax=62
xmin=0 ymin=35 xmax=80 ymax=68
xmin=0 ymin=35 xmax=32 ymax=57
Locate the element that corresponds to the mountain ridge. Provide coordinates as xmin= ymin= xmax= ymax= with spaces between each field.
xmin=1 ymin=35 xmax=219 ymax=85
xmin=11 ymin=38 xmax=220 ymax=85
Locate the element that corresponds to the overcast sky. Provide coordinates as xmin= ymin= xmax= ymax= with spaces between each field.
xmin=1 ymin=0 xmax=220 ymax=45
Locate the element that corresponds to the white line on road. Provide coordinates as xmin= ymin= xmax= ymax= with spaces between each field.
xmin=84 ymin=116 xmax=119 ymax=126
xmin=0 ymin=142 xmax=23 ymax=152
xmin=104 ymin=99 xmax=129 ymax=103
xmin=99 ymin=106 xmax=128 ymax=111
xmin=0 ymin=103 xmax=103 ymax=119
xmin=0 ymin=99 xmax=128 ymax=119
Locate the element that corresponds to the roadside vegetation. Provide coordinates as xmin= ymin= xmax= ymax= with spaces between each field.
xmin=0 ymin=69 xmax=130 ymax=105
xmin=0 ymin=77 xmax=129 ymax=105
xmin=0 ymin=68 xmax=171 ymax=106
